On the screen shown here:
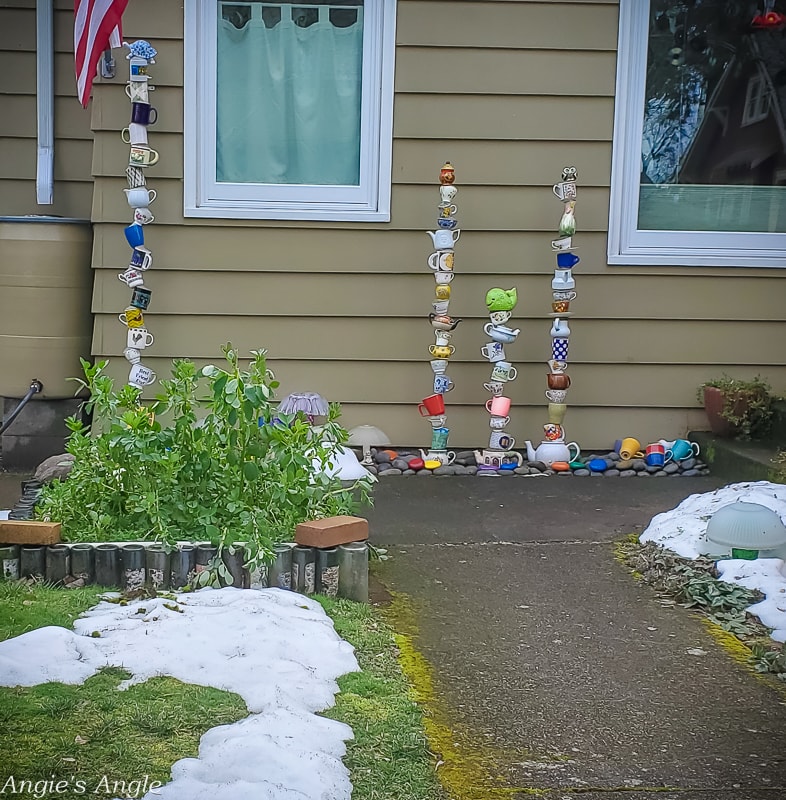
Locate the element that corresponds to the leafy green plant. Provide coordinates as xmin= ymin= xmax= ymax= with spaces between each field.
xmin=37 ymin=346 xmax=373 ymax=573
xmin=698 ymin=375 xmax=774 ymax=439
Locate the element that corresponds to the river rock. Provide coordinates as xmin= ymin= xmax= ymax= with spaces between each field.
xmin=527 ymin=461 xmax=547 ymax=472
xmin=620 ymin=470 xmax=637 ymax=477
xmin=557 ymin=470 xmax=573 ymax=476
xmin=700 ymin=468 xmax=711 ymax=476
xmin=681 ymin=469 xmax=700 ymax=477
xmin=616 ymin=459 xmax=633 ymax=470
xmin=433 ymin=465 xmax=458 ymax=476
xmin=604 ymin=469 xmax=620 ymax=477
xmin=393 ymin=458 xmax=410 ymax=471
xmin=663 ymin=462 xmax=680 ymax=474
xmin=632 ymin=459 xmax=647 ymax=471
xmin=379 ymin=467 xmax=402 ymax=476
xmin=679 ymin=457 xmax=696 ymax=471
xmin=591 ymin=471 xmax=603 ymax=477
xmin=607 ymin=452 xmax=621 ymax=461
xmin=477 ymin=470 xmax=499 ymax=477
xmin=514 ymin=467 xmax=529 ymax=475
xmin=375 ymin=451 xmax=391 ymax=464
xmin=465 ymin=466 xmax=478 ymax=475
xmin=654 ymin=470 xmax=668 ymax=477
xmin=646 ymin=465 xmax=661 ymax=474
xmin=574 ymin=469 xmax=591 ymax=476
xmin=417 ymin=469 xmax=433 ymax=476
xmin=34 ymin=453 xmax=75 ymax=483
xmin=455 ymin=451 xmax=477 ymax=464
xmin=365 ymin=465 xmax=378 ymax=475
xmin=637 ymin=471 xmax=651 ymax=477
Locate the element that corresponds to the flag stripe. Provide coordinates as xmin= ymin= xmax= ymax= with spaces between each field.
xmin=74 ymin=0 xmax=129 ymax=107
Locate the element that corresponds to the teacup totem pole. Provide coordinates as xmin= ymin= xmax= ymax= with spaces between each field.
xmin=118 ymin=40 xmax=159 ymax=392
xmin=419 ymin=162 xmax=462 ymax=467
xmin=476 ymin=288 xmax=523 ymax=470
xmin=523 ymin=167 xmax=582 ymax=467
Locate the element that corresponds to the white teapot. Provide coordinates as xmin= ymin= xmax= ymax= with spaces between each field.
xmin=427 ymin=229 xmax=461 ymax=250
xmin=550 ymin=318 xmax=571 ymax=337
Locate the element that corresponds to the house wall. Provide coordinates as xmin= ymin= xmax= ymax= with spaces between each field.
xmin=0 ymin=0 xmax=94 ymax=218
xmin=88 ymin=0 xmax=786 ymax=448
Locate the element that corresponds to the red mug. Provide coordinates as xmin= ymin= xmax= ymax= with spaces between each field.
xmin=418 ymin=394 xmax=445 ymax=417
xmin=645 ymin=443 xmax=665 ymax=456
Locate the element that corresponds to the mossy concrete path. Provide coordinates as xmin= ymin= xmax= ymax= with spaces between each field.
xmin=370 ymin=477 xmax=786 ymax=799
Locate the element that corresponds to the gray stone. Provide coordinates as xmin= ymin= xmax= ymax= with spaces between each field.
xmin=499 ymin=469 xmax=517 ymax=476
xmin=700 ymin=468 xmax=711 ymax=476
xmin=455 ymin=450 xmax=476 ymax=462
xmin=663 ymin=462 xmax=680 ymax=474
xmin=604 ymin=459 xmax=617 ymax=469
xmin=679 ymin=457 xmax=696 ymax=471
xmin=681 ymin=468 xmax=701 ymax=477
xmin=631 ymin=459 xmax=647 ymax=471
xmin=365 ymin=465 xmax=378 ymax=475
xmin=637 ymin=471 xmax=651 ymax=477
xmin=528 ymin=467 xmax=545 ymax=475
xmin=375 ymin=451 xmax=391 ymax=464
xmin=616 ymin=459 xmax=633 ymax=470
xmin=378 ymin=467 xmax=402 ymax=476
xmin=620 ymin=470 xmax=637 ymax=477
xmin=591 ymin=471 xmax=603 ymax=477
xmin=416 ymin=469 xmax=433 ymax=476
xmin=557 ymin=470 xmax=573 ymax=476
xmin=377 ymin=462 xmax=393 ymax=472
xmin=402 ymin=469 xmax=416 ymax=476
xmin=33 ymin=453 xmax=75 ymax=483
xmin=527 ymin=461 xmax=547 ymax=472
xmin=454 ymin=457 xmax=474 ymax=466
xmin=433 ymin=465 xmax=458 ymax=476
xmin=694 ymin=461 xmax=706 ymax=470
xmin=607 ymin=452 xmax=621 ymax=461
xmin=464 ymin=466 xmax=478 ymax=475
xmin=477 ymin=470 xmax=499 ymax=477
xmin=573 ymin=469 xmax=591 ymax=476
xmin=392 ymin=458 xmax=410 ymax=471
xmin=646 ymin=465 xmax=661 ymax=474
xmin=514 ymin=467 xmax=529 ymax=475
xmin=603 ymin=469 xmax=620 ymax=477
xmin=654 ymin=470 xmax=668 ymax=477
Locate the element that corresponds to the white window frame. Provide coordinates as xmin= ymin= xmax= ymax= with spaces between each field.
xmin=741 ymin=73 xmax=769 ymax=126
xmin=184 ymin=0 xmax=396 ymax=222
xmin=608 ymin=0 xmax=786 ymax=267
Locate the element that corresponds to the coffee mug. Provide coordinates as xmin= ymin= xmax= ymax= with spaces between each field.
xmin=552 ymin=181 xmax=578 ymax=201
xmin=433 ymin=375 xmax=454 ymax=394
xmin=128 ymin=363 xmax=157 ymax=389
xmin=485 ymin=395 xmax=511 ymax=416
xmin=483 ymin=381 xmax=505 ymax=396
xmin=547 ymin=402 xmax=567 ymax=425
xmin=118 ymin=267 xmax=145 ymax=288
xmin=123 ymin=347 xmax=141 ymax=364
xmin=121 ymin=123 xmax=149 ymax=146
xmin=437 ymin=216 xmax=458 ymax=229
xmin=557 ymin=253 xmax=581 ymax=269
xmin=619 ymin=437 xmax=644 ymax=460
xmin=130 ymin=286 xmax=152 ymax=310
xmin=434 ymin=271 xmax=455 ymax=285
xmin=126 ymin=165 xmax=146 ymax=189
xmin=439 ymin=185 xmax=457 ymax=204
xmin=435 ymin=284 xmax=451 ymax=300
xmin=438 ymin=204 xmax=457 ymax=218
xmin=665 ymin=439 xmax=700 ymax=463
xmin=129 ymin=145 xmax=160 ymax=167
xmin=125 ymin=187 xmax=157 ymax=208
xmin=133 ymin=207 xmax=155 ymax=225
xmin=543 ymin=423 xmax=563 ymax=441
xmin=127 ymin=327 xmax=154 ymax=349
xmin=434 ymin=331 xmax=452 ymax=346
xmin=547 ymin=373 xmax=571 ymax=390
xmin=548 ymin=359 xmax=569 ymax=374
xmin=645 ymin=452 xmax=665 ymax=467
xmin=430 ymin=359 xmax=448 ymax=375
xmin=125 ymin=82 xmax=155 ymax=103
xmin=552 ymin=270 xmax=575 ymax=290
xmin=432 ymin=300 xmax=450 ymax=315
xmin=118 ymin=306 xmax=145 ymax=328
xmin=552 ymin=338 xmax=569 ymax=360
xmin=429 ymin=344 xmax=454 ymax=358
xmin=129 ymin=99 xmax=157 ymax=125
xmin=428 ymin=414 xmax=447 ymax=429
xmin=553 ymin=290 xmax=577 ymax=302
xmin=124 ymin=223 xmax=145 ymax=248
xmin=545 ymin=389 xmax=567 ymax=403
xmin=489 ymin=310 xmax=512 ymax=326
xmin=489 ymin=361 xmax=517 ymax=382
xmin=489 ymin=415 xmax=510 ymax=430
xmin=431 ymin=427 xmax=450 ymax=450
xmin=130 ymin=246 xmax=153 ymax=270
xmin=646 ymin=443 xmax=665 ymax=457
xmin=129 ymin=59 xmax=149 ymax=79
xmin=551 ymin=236 xmax=574 ymax=251
xmin=489 ymin=430 xmax=515 ymax=451
xmin=480 ymin=342 xmax=506 ymax=362
xmin=418 ymin=394 xmax=445 ymax=417
xmin=428 ymin=251 xmax=454 ymax=272
xmin=552 ymin=301 xmax=570 ymax=314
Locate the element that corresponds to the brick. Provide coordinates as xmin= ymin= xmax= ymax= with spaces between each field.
xmin=295 ymin=515 xmax=368 ymax=549
xmin=0 ymin=520 xmax=62 ymax=545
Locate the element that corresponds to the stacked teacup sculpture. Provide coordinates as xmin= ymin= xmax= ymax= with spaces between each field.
xmin=476 ymin=288 xmax=523 ymax=470
xmin=420 ymin=162 xmax=462 ymax=468
xmin=118 ymin=40 xmax=159 ymax=391
xmin=523 ymin=167 xmax=582 ymax=468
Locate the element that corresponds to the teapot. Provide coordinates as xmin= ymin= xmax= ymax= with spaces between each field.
xmin=473 ymin=449 xmax=523 ymax=469
xmin=419 ymin=449 xmax=456 ymax=466
xmin=429 ymin=313 xmax=463 ymax=331
xmin=550 ymin=318 xmax=571 ymax=338
xmin=525 ymin=439 xmax=580 ymax=466
xmin=427 ymin=229 xmax=461 ymax=250
xmin=483 ymin=323 xmax=521 ymax=344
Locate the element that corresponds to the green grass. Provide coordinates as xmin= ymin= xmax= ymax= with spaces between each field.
xmin=318 ymin=596 xmax=447 ymax=800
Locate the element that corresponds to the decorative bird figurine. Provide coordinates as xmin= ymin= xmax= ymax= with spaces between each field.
xmin=485 ymin=287 xmax=518 ymax=312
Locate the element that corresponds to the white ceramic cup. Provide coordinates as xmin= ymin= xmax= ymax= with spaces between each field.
xmin=489 ymin=310 xmax=512 ymax=326
xmin=432 ymin=300 xmax=450 ymax=315
xmin=125 ymin=187 xmax=157 ymax=208
xmin=133 ymin=206 xmax=155 ymax=225
xmin=439 ymin=184 xmax=457 ymax=204
xmin=545 ymin=389 xmax=568 ymax=403
xmin=123 ymin=347 xmax=142 ymax=364
xmin=127 ymin=327 xmax=154 ymax=349
xmin=480 ymin=342 xmax=506 ymax=362
xmin=129 ymin=246 xmax=153 ymax=271
xmin=434 ymin=271 xmax=455 ymax=285
xmin=118 ymin=267 xmax=145 ymax=288
xmin=428 ymin=414 xmax=448 ymax=429
xmin=121 ymin=123 xmax=149 ymax=145
xmin=128 ymin=363 xmax=156 ymax=388
xmin=434 ymin=331 xmax=452 ymax=346
xmin=483 ymin=381 xmax=505 ymax=396
xmin=430 ymin=359 xmax=448 ymax=375
xmin=427 ymin=251 xmax=454 ymax=272
xmin=490 ymin=361 xmax=517 ymax=382
xmin=552 ymin=269 xmax=575 ymax=290
xmin=489 ymin=415 xmax=510 ymax=429
xmin=489 ymin=430 xmax=515 ymax=450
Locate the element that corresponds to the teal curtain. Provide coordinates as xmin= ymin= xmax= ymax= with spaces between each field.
xmin=216 ymin=5 xmax=364 ymax=186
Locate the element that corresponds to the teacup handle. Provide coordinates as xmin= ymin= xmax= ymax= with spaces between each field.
xmin=664 ymin=450 xmax=674 ymax=463
xmin=691 ymin=442 xmax=701 ymax=456
xmin=508 ymin=367 xmax=518 ymax=380
xmin=417 ymin=404 xmax=429 ymax=417
xmin=147 ymin=188 xmax=157 ymax=203
xmin=552 ymin=184 xmax=563 ymax=199
xmin=485 ymin=399 xmax=494 ymax=413
xmin=568 ymin=442 xmax=581 ymax=460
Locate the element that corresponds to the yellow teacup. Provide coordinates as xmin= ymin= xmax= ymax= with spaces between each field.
xmin=547 ymin=402 xmax=567 ymax=425
xmin=435 ymin=284 xmax=451 ymax=300
xmin=619 ymin=437 xmax=644 ymax=460
xmin=429 ymin=344 xmax=455 ymax=359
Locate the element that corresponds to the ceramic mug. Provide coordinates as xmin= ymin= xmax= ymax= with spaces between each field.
xmin=435 ymin=284 xmax=451 ymax=300
xmin=438 ymin=204 xmax=457 ymax=218
xmin=557 ymin=253 xmax=580 ymax=269
xmin=434 ymin=271 xmax=455 ymax=285
xmin=543 ymin=423 xmax=563 ymax=441
xmin=550 ymin=318 xmax=571 ymax=338
xmin=432 ymin=300 xmax=450 ymax=315
xmin=428 ymin=251 xmax=454 ymax=272
xmin=552 ymin=181 xmax=578 ymax=201
xmin=130 ymin=246 xmax=153 ymax=270
xmin=124 ymin=187 xmax=157 ymax=208
xmin=483 ymin=381 xmax=505 ymax=396
xmin=645 ymin=444 xmax=666 ymax=467
xmin=129 ymin=145 xmax=160 ymax=167
xmin=545 ymin=389 xmax=567 ymax=403
xmin=129 ymin=59 xmax=149 ymax=79
xmin=118 ymin=267 xmax=145 ymax=288
xmin=547 ymin=402 xmax=567 ymax=425
xmin=552 ymin=338 xmax=569 ymax=361
xmin=434 ymin=331 xmax=452 ymax=346
xmin=489 ymin=431 xmax=515 ymax=451
xmin=121 ymin=123 xmax=149 ymax=145
xmin=130 ymin=101 xmax=157 ymax=126
xmin=431 ymin=427 xmax=450 ymax=450
xmin=133 ymin=207 xmax=155 ymax=225
xmin=480 ymin=342 xmax=506 ymax=362
xmin=118 ymin=306 xmax=145 ymax=328
xmin=439 ymin=185 xmax=457 ymax=204
xmin=130 ymin=286 xmax=152 ymax=310
xmin=429 ymin=344 xmax=454 ymax=358
xmin=548 ymin=359 xmax=569 ymax=374
xmin=433 ymin=374 xmax=454 ymax=394
xmin=418 ymin=394 xmax=446 ymax=417
xmin=646 ymin=443 xmax=666 ymax=458
xmin=551 ymin=236 xmax=574 ymax=251
xmin=619 ymin=437 xmax=645 ymax=460
xmin=553 ymin=290 xmax=577 ymax=302
xmin=124 ymin=223 xmax=145 ymax=248
xmin=547 ymin=373 xmax=571 ymax=390
xmin=489 ymin=361 xmax=517 ymax=382
xmin=123 ymin=347 xmax=141 ymax=364
xmin=126 ymin=165 xmax=146 ymax=188
xmin=428 ymin=414 xmax=447 ymax=429
xmin=552 ymin=270 xmax=575 ymax=291
xmin=665 ymin=439 xmax=700 ymax=463
xmin=128 ymin=363 xmax=156 ymax=389
xmin=125 ymin=82 xmax=155 ymax=103
xmin=485 ymin=395 xmax=511 ymax=416
xmin=127 ymin=327 xmax=154 ymax=349
xmin=430 ymin=359 xmax=448 ymax=375
xmin=489 ymin=415 xmax=510 ymax=430
xmin=489 ymin=310 xmax=512 ymax=326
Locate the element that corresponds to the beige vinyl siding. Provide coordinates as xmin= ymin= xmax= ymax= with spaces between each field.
xmin=0 ymin=1 xmax=94 ymax=218
xmin=89 ymin=0 xmax=786 ymax=449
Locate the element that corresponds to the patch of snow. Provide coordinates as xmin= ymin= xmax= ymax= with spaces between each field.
xmin=0 ymin=588 xmax=359 ymax=799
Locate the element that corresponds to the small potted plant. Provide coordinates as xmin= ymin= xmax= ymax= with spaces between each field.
xmin=698 ymin=375 xmax=774 ymax=439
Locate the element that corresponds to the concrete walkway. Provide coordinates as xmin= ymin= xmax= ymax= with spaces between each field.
xmin=370 ymin=477 xmax=786 ymax=799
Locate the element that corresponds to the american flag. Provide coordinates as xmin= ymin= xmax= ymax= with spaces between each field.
xmin=74 ymin=0 xmax=129 ymax=107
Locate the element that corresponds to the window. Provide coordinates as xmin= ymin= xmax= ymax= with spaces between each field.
xmin=184 ymin=1 xmax=396 ymax=221
xmin=609 ymin=0 xmax=786 ymax=267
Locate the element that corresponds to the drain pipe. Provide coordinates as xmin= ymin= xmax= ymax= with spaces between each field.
xmin=0 ymin=380 xmax=44 ymax=436
xmin=36 ymin=0 xmax=54 ymax=205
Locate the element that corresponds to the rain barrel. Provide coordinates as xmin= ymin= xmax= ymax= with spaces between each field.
xmin=0 ymin=217 xmax=93 ymax=399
